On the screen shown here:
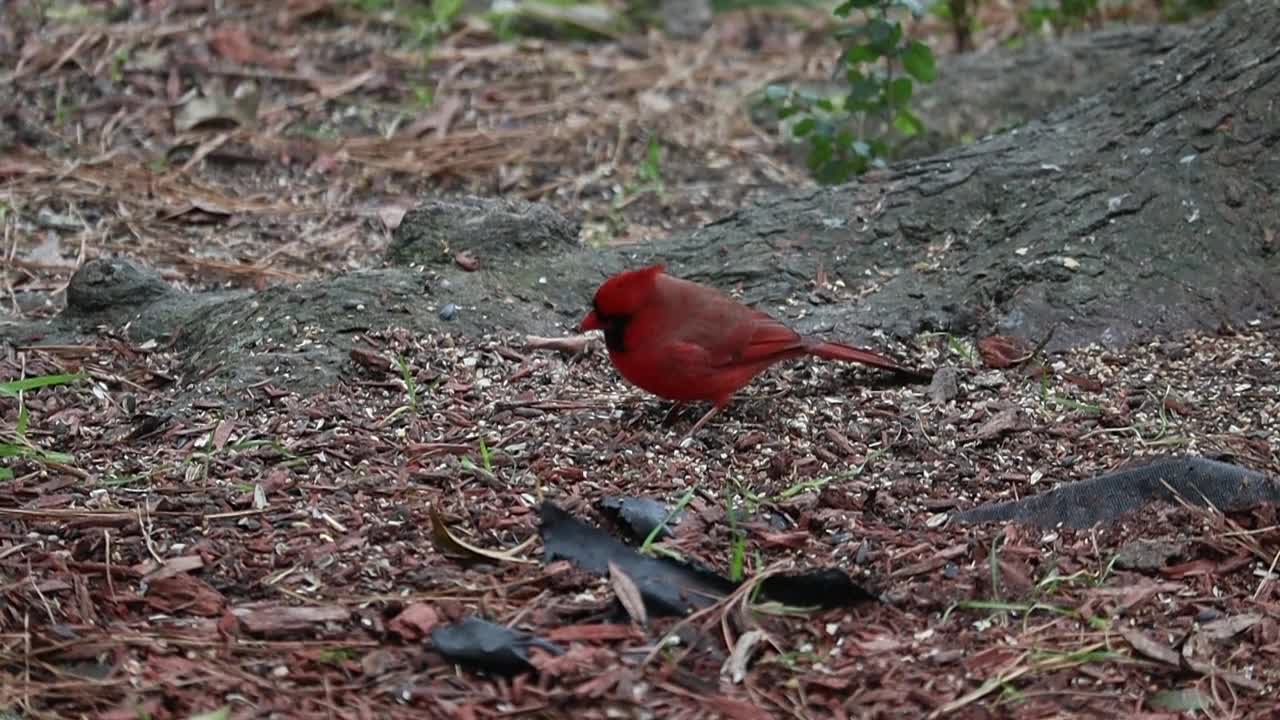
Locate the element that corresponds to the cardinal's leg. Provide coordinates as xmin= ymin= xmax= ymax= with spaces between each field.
xmin=679 ymin=402 xmax=725 ymax=444
xmin=661 ymin=401 xmax=687 ymax=426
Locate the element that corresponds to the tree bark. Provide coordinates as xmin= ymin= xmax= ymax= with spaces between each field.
xmin=3 ymin=1 xmax=1276 ymax=402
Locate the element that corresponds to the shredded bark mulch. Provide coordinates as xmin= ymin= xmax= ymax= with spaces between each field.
xmin=2 ymin=324 xmax=1277 ymax=717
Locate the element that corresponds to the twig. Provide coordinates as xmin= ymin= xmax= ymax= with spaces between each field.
xmin=1014 ymin=323 xmax=1058 ymax=366
xmin=26 ymin=561 xmax=56 ymax=623
xmin=138 ymin=502 xmax=164 ymax=566
xmin=104 ymin=529 xmax=116 ymax=602
xmin=640 ymin=563 xmax=789 ymax=668
xmin=23 ymin=611 xmax=30 ymax=713
xmin=929 ymin=661 xmax=1031 ymax=718
xmin=1252 ymin=546 xmax=1280 ymax=601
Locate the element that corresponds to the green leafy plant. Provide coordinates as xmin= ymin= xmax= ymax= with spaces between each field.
xmin=459 ymin=437 xmax=502 ymax=485
xmin=1038 ymin=374 xmax=1102 ymax=415
xmin=1159 ymin=0 xmax=1226 ymax=21
xmin=639 ymin=485 xmax=698 ymax=555
xmin=613 ymin=135 xmax=668 ymax=212
xmin=779 ymin=448 xmax=884 ymax=499
xmin=478 ymin=437 xmax=493 ymax=473
xmin=1 ymin=372 xmax=87 ymax=480
xmin=347 ymin=0 xmax=464 ymax=48
xmin=930 ymin=0 xmax=974 ymax=51
xmin=636 ymin=136 xmax=665 ymax=190
xmin=946 ymin=334 xmax=979 ymax=366
xmin=110 ymin=45 xmax=132 ymax=82
xmin=383 ymin=354 xmax=419 ymax=423
xmin=412 ymin=0 xmax=465 ymax=45
xmin=767 ymin=0 xmax=936 ymax=184
xmin=318 ymin=647 xmax=359 ymax=665
xmin=410 ymin=83 xmax=435 ymax=108
xmin=1023 ymin=0 xmax=1099 ymax=33
xmin=727 ymin=493 xmax=747 ymax=582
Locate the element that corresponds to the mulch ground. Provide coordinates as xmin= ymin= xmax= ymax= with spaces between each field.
xmin=3 ymin=322 xmax=1278 ymax=718
xmin=3 ymin=1 xmax=1277 ymax=719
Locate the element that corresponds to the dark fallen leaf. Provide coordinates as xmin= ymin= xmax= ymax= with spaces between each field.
xmin=539 ymin=503 xmax=877 ymax=615
xmin=759 ymin=568 xmax=878 ymax=609
xmin=539 ymin=502 xmax=734 ymax=616
xmin=430 ymin=616 xmax=563 ymax=676
xmin=954 ymin=455 xmax=1280 ymax=529
xmin=596 ymin=495 xmax=683 ymax=542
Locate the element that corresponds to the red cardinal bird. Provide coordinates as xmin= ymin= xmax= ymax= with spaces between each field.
xmin=579 ymin=264 xmax=926 ymax=439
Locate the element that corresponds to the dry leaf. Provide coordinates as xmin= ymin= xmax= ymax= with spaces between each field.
xmin=1198 ymin=614 xmax=1261 ymax=641
xmin=977 ymin=335 xmax=1032 ymax=369
xmin=721 ymin=629 xmax=765 ymax=684
xmin=609 ymin=560 xmax=647 ymax=627
xmin=208 ymin=25 xmax=291 ymax=69
xmin=212 ymin=419 xmax=234 ymax=451
xmin=174 ymin=93 xmax=252 ymax=132
xmin=971 ymin=407 xmax=1020 ymax=440
xmin=376 ymin=202 xmax=410 ymax=231
xmin=429 ymin=505 xmax=536 ymax=564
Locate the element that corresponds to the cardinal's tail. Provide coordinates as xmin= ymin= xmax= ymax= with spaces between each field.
xmin=806 ymin=341 xmax=933 ymax=381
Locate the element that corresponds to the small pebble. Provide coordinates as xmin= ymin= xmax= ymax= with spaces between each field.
xmin=439 ymin=303 xmax=459 ymax=321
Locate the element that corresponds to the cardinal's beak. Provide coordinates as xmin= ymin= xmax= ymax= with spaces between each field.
xmin=579 ymin=310 xmax=602 ymax=333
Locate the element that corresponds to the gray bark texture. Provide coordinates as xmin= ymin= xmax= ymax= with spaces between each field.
xmin=2 ymin=1 xmax=1277 ymax=404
